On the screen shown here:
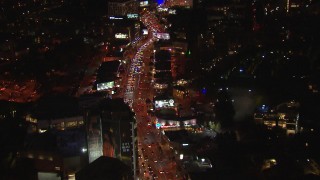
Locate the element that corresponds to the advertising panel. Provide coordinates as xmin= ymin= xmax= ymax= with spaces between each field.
xmin=97 ymin=81 xmax=114 ymax=91
xmin=87 ymin=116 xmax=103 ymax=163
xmin=109 ymin=16 xmax=124 ymax=20
xmin=101 ymin=118 xmax=133 ymax=167
xmin=154 ymin=99 xmax=175 ymax=109
xmin=127 ymin=13 xmax=139 ymax=19
xmin=153 ymin=33 xmax=170 ymax=40
xmin=140 ymin=1 xmax=149 ymax=7
xmin=115 ymin=33 xmax=129 ymax=39
xmin=142 ymin=29 xmax=148 ymax=35
xmin=169 ymin=9 xmax=177 ymax=14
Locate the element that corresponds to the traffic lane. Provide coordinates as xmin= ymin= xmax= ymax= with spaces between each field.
xmin=147 ymin=145 xmax=175 ymax=179
xmin=136 ymin=9 xmax=185 ymax=179
xmin=140 ymin=119 xmax=184 ymax=179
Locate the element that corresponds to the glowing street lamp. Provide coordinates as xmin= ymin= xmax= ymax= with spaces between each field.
xmin=153 ymin=49 xmax=156 ymax=62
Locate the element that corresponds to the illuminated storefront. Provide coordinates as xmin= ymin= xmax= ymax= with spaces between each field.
xmin=156 ymin=117 xmax=197 ymax=129
xmin=97 ymin=81 xmax=115 ymax=91
xmin=154 ymin=98 xmax=174 ymax=109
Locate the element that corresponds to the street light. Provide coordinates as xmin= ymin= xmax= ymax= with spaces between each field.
xmin=81 ymin=148 xmax=87 ymax=153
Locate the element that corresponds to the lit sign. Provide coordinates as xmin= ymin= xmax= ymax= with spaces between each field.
xmin=97 ymin=81 xmax=114 ymax=91
xmin=155 ymin=99 xmax=175 ymax=109
xmin=142 ymin=29 xmax=148 ymax=35
xmin=156 ymin=118 xmax=197 ymax=129
xmin=121 ymin=142 xmax=131 ymax=153
xmin=169 ymin=9 xmax=177 ymax=14
xmin=180 ymin=154 xmax=184 ymax=160
xmin=109 ymin=16 xmax=123 ymax=20
xmin=115 ymin=33 xmax=129 ymax=39
xmin=153 ymin=33 xmax=170 ymax=40
xmin=154 ymin=83 xmax=168 ymax=89
xmin=156 ymin=123 xmax=161 ymax=129
xmin=140 ymin=1 xmax=149 ymax=7
xmin=127 ymin=14 xmax=138 ymax=19
xmin=157 ymin=7 xmax=168 ymax=12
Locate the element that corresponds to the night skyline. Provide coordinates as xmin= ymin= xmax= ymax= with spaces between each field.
xmin=1 ymin=0 xmax=320 ymax=180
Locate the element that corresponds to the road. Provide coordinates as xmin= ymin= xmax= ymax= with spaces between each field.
xmin=122 ymin=8 xmax=186 ymax=180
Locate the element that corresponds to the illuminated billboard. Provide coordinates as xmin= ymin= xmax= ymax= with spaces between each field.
xmin=97 ymin=81 xmax=114 ymax=91
xmin=154 ymin=83 xmax=168 ymax=89
xmin=140 ymin=1 xmax=149 ymax=7
xmin=87 ymin=116 xmax=103 ymax=163
xmin=157 ymin=7 xmax=168 ymax=12
xmin=155 ymin=99 xmax=174 ymax=109
xmin=153 ymin=33 xmax=170 ymax=40
xmin=169 ymin=9 xmax=177 ymax=14
xmin=38 ymin=172 xmax=61 ymax=180
xmin=115 ymin=33 xmax=129 ymax=39
xmin=109 ymin=16 xmax=123 ymax=20
xmin=127 ymin=14 xmax=138 ymax=19
xmin=156 ymin=117 xmax=197 ymax=129
xmin=142 ymin=29 xmax=148 ymax=35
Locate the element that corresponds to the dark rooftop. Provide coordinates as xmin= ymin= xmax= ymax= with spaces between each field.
xmin=155 ymin=50 xmax=171 ymax=61
xmin=32 ymin=94 xmax=81 ymax=120
xmin=95 ymin=60 xmax=120 ymax=84
xmin=99 ymin=98 xmax=131 ymax=112
xmin=155 ymin=61 xmax=171 ymax=71
xmin=76 ymin=156 xmax=131 ymax=180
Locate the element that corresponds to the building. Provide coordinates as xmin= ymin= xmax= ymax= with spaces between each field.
xmin=26 ymin=95 xmax=84 ymax=133
xmin=165 ymin=0 xmax=193 ymax=8
xmin=76 ymin=156 xmax=131 ymax=180
xmin=162 ymin=130 xmax=213 ymax=173
xmin=7 ymin=155 xmax=63 ymax=180
xmin=156 ymin=116 xmax=197 ymax=130
xmin=85 ymin=98 xmax=137 ymax=178
xmin=94 ymin=60 xmax=121 ymax=96
xmin=173 ymin=85 xmax=189 ymax=99
xmin=154 ymin=94 xmax=175 ymax=110
xmin=16 ymin=95 xmax=88 ymax=180
xmin=108 ymin=0 xmax=139 ymax=17
xmin=152 ymin=50 xmax=173 ymax=93
xmin=16 ymin=128 xmax=87 ymax=180
xmin=254 ymin=101 xmax=300 ymax=135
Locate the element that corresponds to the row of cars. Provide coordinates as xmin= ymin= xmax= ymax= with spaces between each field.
xmin=124 ymin=8 xmax=161 ymax=106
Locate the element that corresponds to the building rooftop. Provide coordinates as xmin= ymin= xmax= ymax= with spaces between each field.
xmin=99 ymin=98 xmax=131 ymax=112
xmin=96 ymin=60 xmax=120 ymax=83
xmin=32 ymin=94 xmax=81 ymax=120
xmin=155 ymin=50 xmax=171 ymax=61
xmin=76 ymin=156 xmax=131 ymax=180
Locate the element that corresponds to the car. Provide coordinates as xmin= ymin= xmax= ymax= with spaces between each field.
xmin=152 ymin=174 xmax=158 ymax=179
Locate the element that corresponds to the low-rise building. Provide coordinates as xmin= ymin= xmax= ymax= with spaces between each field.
xmin=254 ymin=101 xmax=300 ymax=135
